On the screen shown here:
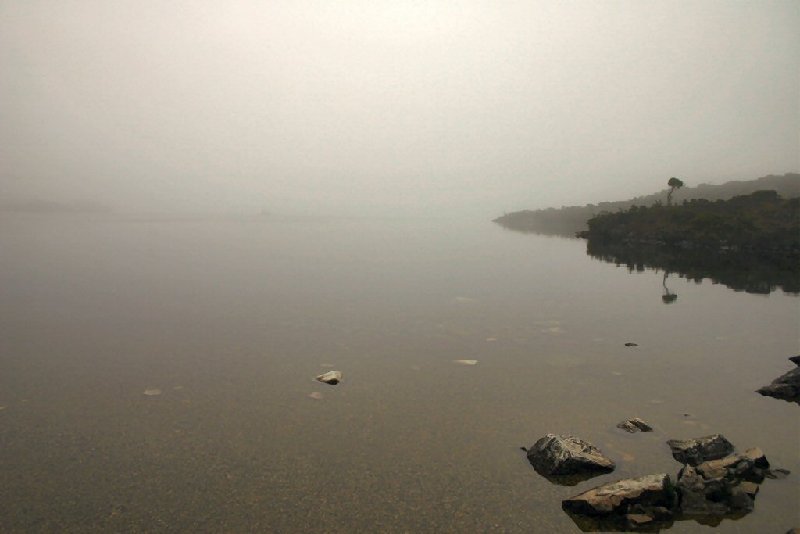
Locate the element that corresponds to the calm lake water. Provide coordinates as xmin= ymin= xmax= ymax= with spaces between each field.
xmin=1 ymin=215 xmax=798 ymax=533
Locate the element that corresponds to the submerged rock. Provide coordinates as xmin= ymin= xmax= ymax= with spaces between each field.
xmin=617 ymin=418 xmax=654 ymax=433
xmin=666 ymin=434 xmax=734 ymax=466
xmin=562 ymin=473 xmax=677 ymax=526
xmin=527 ymin=434 xmax=615 ymax=478
xmin=757 ymin=356 xmax=800 ymax=403
xmin=765 ymin=467 xmax=791 ymax=479
xmin=315 ymin=371 xmax=342 ymax=385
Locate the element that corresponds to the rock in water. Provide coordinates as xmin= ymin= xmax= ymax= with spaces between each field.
xmin=617 ymin=418 xmax=653 ymax=433
xmin=315 ymin=371 xmax=342 ymax=385
xmin=666 ymin=434 xmax=734 ymax=466
xmin=675 ymin=446 xmax=770 ymax=518
xmin=527 ymin=434 xmax=615 ymax=477
xmin=757 ymin=356 xmax=800 ymax=403
xmin=624 ymin=342 xmax=638 ymax=347
xmin=562 ymin=473 xmax=677 ymax=523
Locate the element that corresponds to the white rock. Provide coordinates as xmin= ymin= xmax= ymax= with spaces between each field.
xmin=316 ymin=371 xmax=342 ymax=385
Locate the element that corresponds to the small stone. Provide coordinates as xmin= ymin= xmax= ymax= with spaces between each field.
xmin=739 ymin=481 xmax=760 ymax=498
xmin=625 ymin=513 xmax=654 ymax=526
xmin=743 ymin=447 xmax=769 ymax=468
xmin=315 ymin=371 xmax=342 ymax=385
xmin=624 ymin=342 xmax=638 ymax=347
xmin=616 ymin=418 xmax=653 ymax=433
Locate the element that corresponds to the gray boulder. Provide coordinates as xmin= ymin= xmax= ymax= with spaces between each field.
xmin=562 ymin=473 xmax=677 ymax=526
xmin=527 ymin=434 xmax=615 ymax=478
xmin=666 ymin=434 xmax=734 ymax=466
xmin=757 ymin=356 xmax=800 ymax=403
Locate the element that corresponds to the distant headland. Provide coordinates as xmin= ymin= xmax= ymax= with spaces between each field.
xmin=493 ymin=173 xmax=800 ymax=236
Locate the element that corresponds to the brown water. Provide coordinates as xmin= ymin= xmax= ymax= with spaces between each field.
xmin=0 ymin=215 xmax=798 ymax=532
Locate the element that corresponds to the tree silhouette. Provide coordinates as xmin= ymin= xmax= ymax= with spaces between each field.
xmin=667 ymin=177 xmax=684 ymax=206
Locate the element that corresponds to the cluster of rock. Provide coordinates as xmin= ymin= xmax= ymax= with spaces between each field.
xmin=525 ymin=431 xmax=790 ymax=531
xmin=666 ymin=434 xmax=779 ymax=520
xmin=675 ymin=446 xmax=767 ymax=517
xmin=757 ymin=355 xmax=800 ymax=403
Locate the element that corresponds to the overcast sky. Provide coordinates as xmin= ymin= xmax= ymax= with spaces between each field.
xmin=1 ymin=1 xmax=798 ymax=216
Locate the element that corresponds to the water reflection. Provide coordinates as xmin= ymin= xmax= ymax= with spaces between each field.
xmin=564 ymin=512 xmax=751 ymax=533
xmin=661 ymin=273 xmax=677 ymax=304
xmin=586 ymin=240 xmax=800 ymax=295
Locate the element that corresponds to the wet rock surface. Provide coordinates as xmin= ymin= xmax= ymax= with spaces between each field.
xmin=562 ymin=474 xmax=677 ymax=530
xmin=617 ymin=418 xmax=653 ymax=433
xmin=526 ymin=434 xmax=615 ymax=480
xmin=666 ymin=434 xmax=734 ymax=466
xmin=558 ymin=433 xmax=787 ymax=531
xmin=757 ymin=356 xmax=800 ymax=403
xmin=675 ymin=447 xmax=770 ymax=518
xmin=315 ymin=371 xmax=342 ymax=385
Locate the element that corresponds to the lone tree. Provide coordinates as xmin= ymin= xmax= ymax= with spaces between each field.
xmin=666 ymin=177 xmax=684 ymax=205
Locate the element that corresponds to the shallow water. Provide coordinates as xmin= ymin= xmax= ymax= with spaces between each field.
xmin=0 ymin=214 xmax=797 ymax=532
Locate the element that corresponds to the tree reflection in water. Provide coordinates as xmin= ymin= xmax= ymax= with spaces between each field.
xmin=661 ymin=272 xmax=678 ymax=304
xmin=586 ymin=240 xmax=799 ymax=295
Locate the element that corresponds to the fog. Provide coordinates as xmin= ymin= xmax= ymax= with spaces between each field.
xmin=1 ymin=1 xmax=798 ymax=217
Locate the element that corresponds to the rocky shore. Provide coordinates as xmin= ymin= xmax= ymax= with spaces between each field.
xmin=524 ymin=429 xmax=792 ymax=531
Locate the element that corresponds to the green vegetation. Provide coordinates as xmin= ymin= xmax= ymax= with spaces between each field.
xmin=494 ymin=173 xmax=799 ymax=236
xmin=579 ymin=190 xmax=800 ymax=259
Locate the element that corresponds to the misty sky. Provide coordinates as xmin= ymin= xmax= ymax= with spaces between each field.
xmin=1 ymin=1 xmax=798 ymax=216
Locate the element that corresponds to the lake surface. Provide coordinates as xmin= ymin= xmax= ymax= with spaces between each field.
xmin=0 ymin=214 xmax=797 ymax=533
